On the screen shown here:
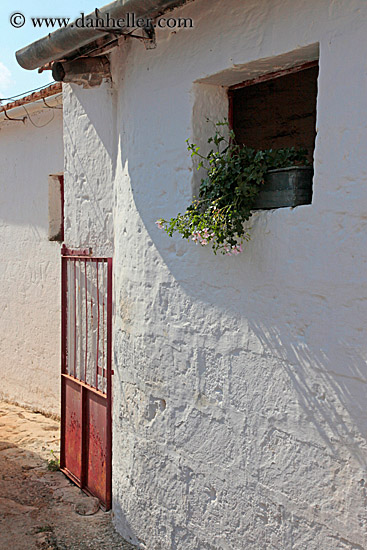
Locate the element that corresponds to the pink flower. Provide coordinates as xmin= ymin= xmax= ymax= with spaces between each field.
xmin=155 ymin=220 xmax=163 ymax=229
xmin=224 ymin=243 xmax=244 ymax=255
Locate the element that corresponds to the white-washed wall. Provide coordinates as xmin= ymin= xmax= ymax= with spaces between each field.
xmin=63 ymin=82 xmax=116 ymax=257
xmin=0 ymin=106 xmax=63 ymax=415
xmin=64 ymin=0 xmax=367 ymax=547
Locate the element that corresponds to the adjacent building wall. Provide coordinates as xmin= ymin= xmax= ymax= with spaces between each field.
xmin=0 ymin=104 xmax=63 ymax=415
xmin=63 ymin=0 xmax=367 ymax=547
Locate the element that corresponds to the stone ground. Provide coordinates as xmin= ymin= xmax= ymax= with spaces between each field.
xmin=0 ymin=401 xmax=135 ymax=550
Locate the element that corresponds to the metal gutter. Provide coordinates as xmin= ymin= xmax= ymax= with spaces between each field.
xmin=16 ymin=0 xmax=188 ymax=71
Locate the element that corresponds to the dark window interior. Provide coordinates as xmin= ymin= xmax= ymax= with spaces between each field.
xmin=230 ymin=64 xmax=319 ymax=162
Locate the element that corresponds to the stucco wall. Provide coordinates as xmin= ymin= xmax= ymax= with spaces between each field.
xmin=63 ymin=0 xmax=367 ymax=548
xmin=63 ymin=82 xmax=116 ymax=257
xmin=0 ymin=105 xmax=63 ymax=415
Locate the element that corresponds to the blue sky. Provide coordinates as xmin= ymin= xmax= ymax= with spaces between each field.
xmin=0 ymin=1 xmax=97 ymax=103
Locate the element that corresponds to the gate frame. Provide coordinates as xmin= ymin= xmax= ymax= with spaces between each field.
xmin=60 ymin=246 xmax=112 ymax=510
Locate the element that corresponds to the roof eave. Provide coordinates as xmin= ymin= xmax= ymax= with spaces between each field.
xmin=16 ymin=0 xmax=189 ymax=71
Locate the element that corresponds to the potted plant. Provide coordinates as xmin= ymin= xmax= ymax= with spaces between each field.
xmin=156 ymin=122 xmax=312 ymax=255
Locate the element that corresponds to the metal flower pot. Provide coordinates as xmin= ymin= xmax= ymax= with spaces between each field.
xmin=252 ymin=166 xmax=313 ymax=210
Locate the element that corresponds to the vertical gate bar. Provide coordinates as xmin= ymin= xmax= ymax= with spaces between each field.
xmin=60 ymin=255 xmax=68 ymax=469
xmin=65 ymin=261 xmax=70 ymax=376
xmin=106 ymin=257 xmax=113 ymax=509
xmin=102 ymin=261 xmax=106 ymax=393
xmin=84 ymin=259 xmax=88 ymax=383
xmin=78 ymin=259 xmax=82 ymax=381
xmin=80 ymin=384 xmax=87 ymax=489
xmin=95 ymin=262 xmax=100 ymax=391
xmin=61 ymin=256 xmax=68 ymax=376
xmin=73 ymin=260 xmax=77 ymax=378
xmin=90 ymin=262 xmax=94 ymax=388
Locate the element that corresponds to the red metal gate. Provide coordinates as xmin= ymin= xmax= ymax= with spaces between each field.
xmin=60 ymin=246 xmax=112 ymax=510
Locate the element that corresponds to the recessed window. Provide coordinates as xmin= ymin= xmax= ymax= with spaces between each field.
xmin=48 ymin=173 xmax=64 ymax=242
xmin=229 ymin=61 xmax=318 ymax=163
xmin=228 ymin=61 xmax=318 ymax=209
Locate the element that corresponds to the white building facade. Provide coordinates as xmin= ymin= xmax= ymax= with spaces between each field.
xmin=61 ymin=0 xmax=367 ymax=548
xmin=0 ymin=86 xmax=63 ymax=416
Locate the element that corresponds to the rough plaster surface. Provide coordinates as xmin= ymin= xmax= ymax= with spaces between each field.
xmin=0 ymin=107 xmax=63 ymax=415
xmin=63 ymin=0 xmax=367 ymax=548
xmin=63 ymin=82 xmax=116 ymax=257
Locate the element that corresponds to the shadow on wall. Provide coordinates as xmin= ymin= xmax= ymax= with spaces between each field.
xmin=247 ymin=318 xmax=367 ymax=467
xmin=63 ymin=83 xmax=118 ymax=252
xmin=118 ymin=137 xmax=367 ymax=456
xmin=111 ymin=303 xmax=367 ymax=547
xmin=96 ymin=53 xmax=367 ymax=541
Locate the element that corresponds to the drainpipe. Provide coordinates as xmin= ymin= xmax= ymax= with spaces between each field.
xmin=52 ymin=57 xmax=111 ymax=87
xmin=16 ymin=0 xmax=188 ymax=71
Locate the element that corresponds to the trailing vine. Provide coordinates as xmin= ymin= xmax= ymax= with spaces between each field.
xmin=157 ymin=122 xmax=308 ymax=255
